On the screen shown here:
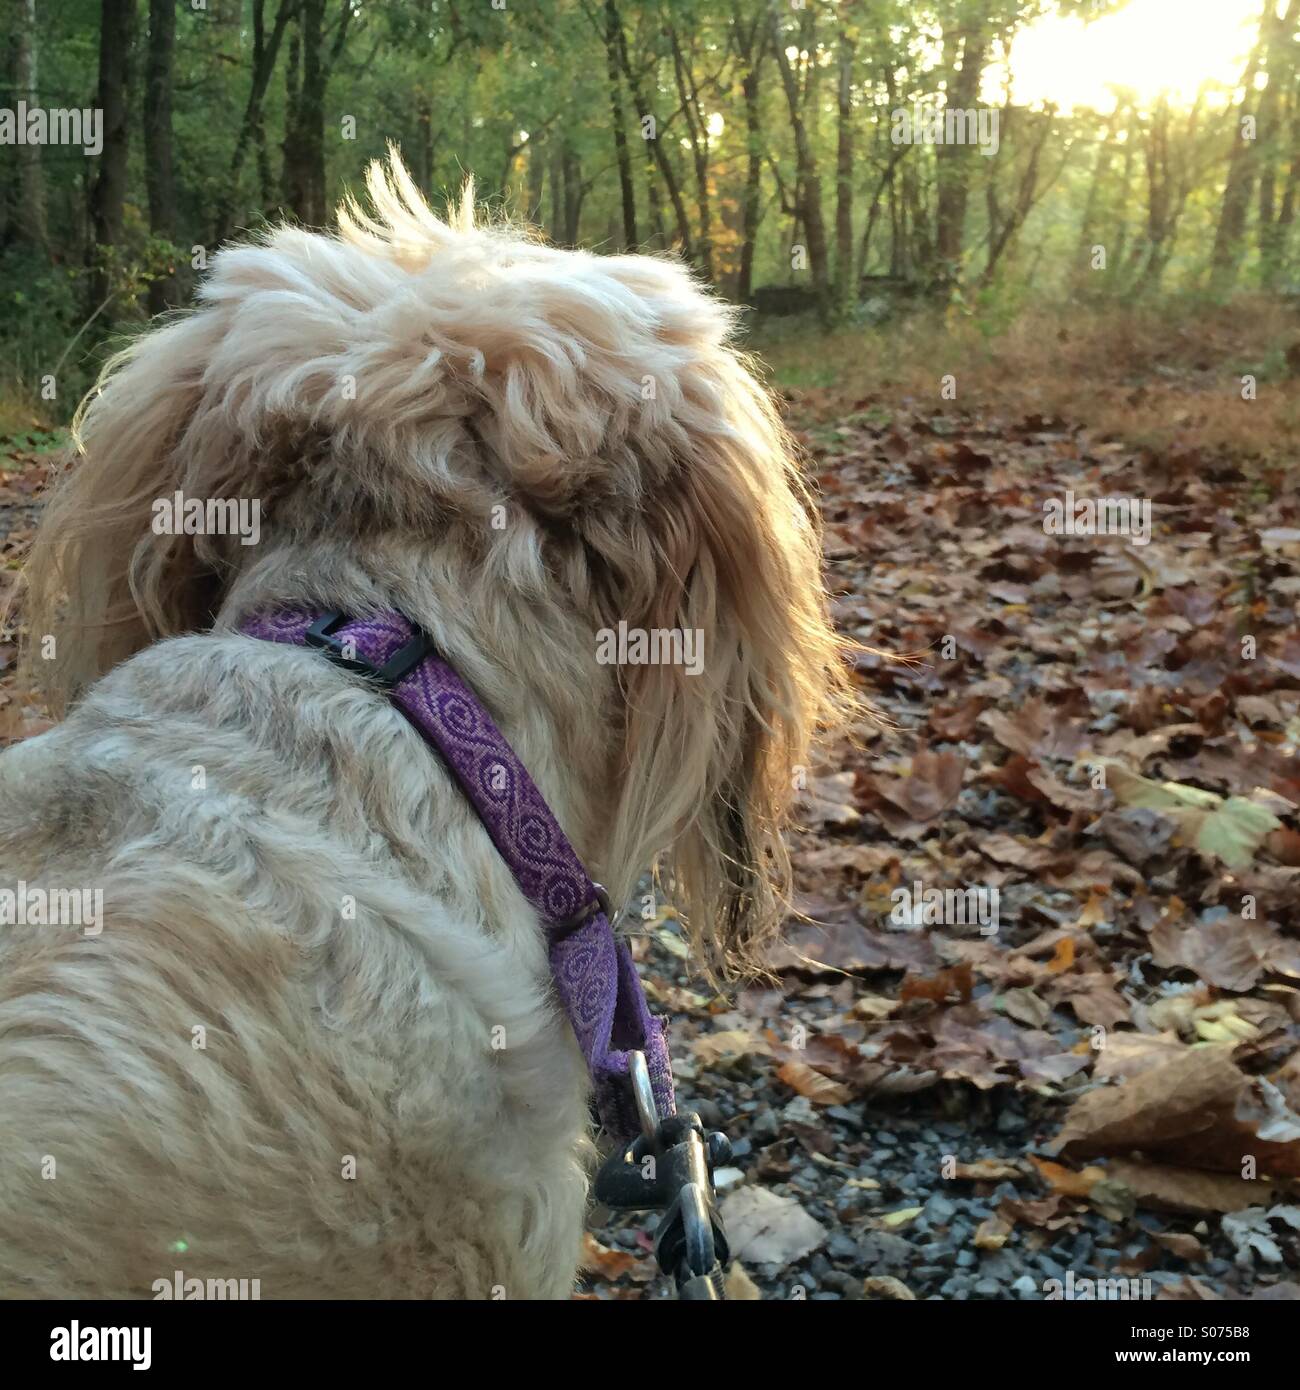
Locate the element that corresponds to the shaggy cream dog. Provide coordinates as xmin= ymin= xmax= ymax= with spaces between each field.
xmin=0 ymin=155 xmax=850 ymax=1299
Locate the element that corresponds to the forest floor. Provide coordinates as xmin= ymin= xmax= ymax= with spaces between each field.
xmin=3 ymin=300 xmax=1300 ymax=1302
xmin=591 ymin=300 xmax=1300 ymax=1301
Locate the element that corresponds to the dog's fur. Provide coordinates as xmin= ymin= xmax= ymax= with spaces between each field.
xmin=0 ymin=156 xmax=850 ymax=1298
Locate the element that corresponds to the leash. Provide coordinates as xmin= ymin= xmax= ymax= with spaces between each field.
xmin=595 ymin=1051 xmax=733 ymax=1299
xmin=240 ymin=608 xmax=733 ymax=1297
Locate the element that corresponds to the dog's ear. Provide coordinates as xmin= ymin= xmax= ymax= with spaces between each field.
xmin=19 ymin=308 xmax=242 ymax=713
xmin=595 ymin=330 xmax=857 ymax=983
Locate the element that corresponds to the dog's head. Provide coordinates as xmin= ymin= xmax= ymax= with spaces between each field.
xmin=21 ymin=153 xmax=856 ymax=979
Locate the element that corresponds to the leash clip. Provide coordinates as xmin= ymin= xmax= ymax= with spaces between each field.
xmin=594 ymin=1051 xmax=733 ymax=1300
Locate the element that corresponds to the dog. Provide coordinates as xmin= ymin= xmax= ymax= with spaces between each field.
xmin=0 ymin=154 xmax=851 ymax=1298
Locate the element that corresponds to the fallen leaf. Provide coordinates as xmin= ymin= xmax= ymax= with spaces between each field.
xmin=720 ymin=1186 xmax=827 ymax=1266
xmin=974 ymin=1214 xmax=1013 ymax=1248
xmin=861 ymin=1276 xmax=916 ymax=1299
xmin=775 ymin=1059 xmax=853 ymax=1106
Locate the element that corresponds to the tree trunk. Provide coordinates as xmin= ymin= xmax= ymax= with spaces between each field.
xmin=1258 ymin=0 xmax=1299 ymax=286
xmin=932 ymin=19 xmax=988 ymax=295
xmin=11 ymin=0 xmax=49 ymax=253
xmin=1211 ymin=18 xmax=1272 ymax=287
xmin=1072 ymin=106 xmax=1120 ymax=290
xmin=143 ymin=0 xmax=177 ymax=312
xmin=668 ymin=24 xmax=713 ymax=278
xmin=283 ymin=0 xmax=327 ymax=225
xmin=612 ymin=21 xmax=692 ymax=257
xmin=563 ymin=144 xmax=583 ymax=244
xmin=980 ymin=106 xmax=1057 ymax=288
xmin=833 ymin=23 xmax=855 ymax=312
xmin=604 ymin=0 xmax=638 ymax=249
xmin=549 ymin=142 xmax=564 ymax=242
xmin=215 ymin=0 xmax=299 ymax=243
xmin=87 ymin=0 xmax=137 ymax=320
xmin=280 ymin=19 xmax=301 ymax=209
xmin=524 ymin=131 xmax=545 ymax=224
xmin=416 ymin=96 xmax=434 ymax=198
xmin=737 ymin=38 xmax=766 ymax=302
xmin=770 ymin=6 xmax=830 ymax=311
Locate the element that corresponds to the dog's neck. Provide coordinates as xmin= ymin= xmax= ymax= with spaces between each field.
xmin=219 ymin=533 xmax=622 ymax=883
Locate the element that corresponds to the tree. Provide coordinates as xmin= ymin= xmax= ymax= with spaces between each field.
xmin=931 ymin=6 xmax=990 ymax=295
xmin=282 ymin=0 xmax=353 ymax=226
xmin=769 ymin=1 xmax=830 ymax=312
xmin=9 ymin=0 xmax=49 ymax=254
xmin=731 ymin=0 xmax=768 ymax=302
xmin=833 ymin=13 xmax=856 ymax=313
xmin=87 ymin=0 xmax=138 ymax=322
xmin=603 ymin=0 xmax=639 ymax=248
xmin=215 ymin=0 xmax=301 ymax=244
xmin=143 ymin=0 xmax=177 ymax=311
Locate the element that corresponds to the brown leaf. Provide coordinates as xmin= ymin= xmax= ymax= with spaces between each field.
xmin=980 ymin=832 xmax=1059 ymax=871
xmin=973 ymin=1214 xmax=1013 ymax=1249
xmin=776 ymin=1059 xmax=853 ymax=1106
xmin=1104 ymin=1158 xmax=1290 ymax=1216
xmin=1153 ymin=1231 xmax=1207 ymax=1261
xmin=869 ymin=748 xmax=967 ymax=823
xmin=899 ymin=962 xmax=974 ymax=1005
xmin=1267 ymin=827 xmax=1300 ymax=867
xmin=1029 ymin=1156 xmax=1106 ymax=1198
xmin=980 ymin=699 xmax=1087 ymax=761
xmin=1047 ymin=1046 xmax=1300 ymax=1177
xmin=951 ymin=1159 xmax=1026 ymax=1181
xmin=692 ymin=1030 xmax=770 ymax=1066
xmin=797 ymin=771 xmax=862 ymax=829
xmin=862 ymin=1276 xmax=917 ymax=1300
xmin=1150 ymin=915 xmax=1300 ymax=992
xmin=581 ymin=1233 xmax=645 ymax=1281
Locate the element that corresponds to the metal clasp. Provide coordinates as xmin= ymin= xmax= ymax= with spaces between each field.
xmin=593 ymin=1050 xmax=735 ymax=1300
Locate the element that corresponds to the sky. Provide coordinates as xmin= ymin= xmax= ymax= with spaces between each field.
xmin=998 ymin=0 xmax=1268 ymax=112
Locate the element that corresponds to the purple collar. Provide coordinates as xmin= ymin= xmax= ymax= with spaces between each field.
xmin=239 ymin=608 xmax=674 ymax=1139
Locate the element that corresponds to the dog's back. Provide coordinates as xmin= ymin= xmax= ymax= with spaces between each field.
xmin=0 ymin=632 xmax=590 ymax=1298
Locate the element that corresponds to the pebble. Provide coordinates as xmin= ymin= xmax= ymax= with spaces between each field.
xmin=713 ymin=1166 xmax=746 ymax=1193
xmin=749 ymin=1109 xmax=780 ymax=1143
xmin=924 ymin=1193 xmax=958 ymax=1224
xmin=692 ymin=1098 xmax=724 ymax=1129
xmin=857 ymin=1231 xmax=914 ymax=1273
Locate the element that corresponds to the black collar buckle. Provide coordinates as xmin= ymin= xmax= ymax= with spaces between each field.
xmin=304 ymin=611 xmax=435 ymax=690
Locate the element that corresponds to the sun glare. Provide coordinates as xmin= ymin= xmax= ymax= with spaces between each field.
xmin=997 ymin=0 xmax=1267 ymax=113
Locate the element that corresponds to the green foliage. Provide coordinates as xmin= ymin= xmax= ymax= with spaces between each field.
xmin=1 ymin=0 xmax=1296 ymax=421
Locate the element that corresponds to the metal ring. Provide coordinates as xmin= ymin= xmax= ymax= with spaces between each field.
xmin=628 ymin=1049 xmax=658 ymax=1142
xmin=679 ymin=1182 xmax=716 ymax=1279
